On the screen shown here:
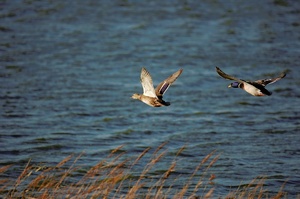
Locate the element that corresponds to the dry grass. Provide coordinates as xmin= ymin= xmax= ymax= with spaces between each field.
xmin=225 ymin=177 xmax=287 ymax=199
xmin=0 ymin=143 xmax=288 ymax=199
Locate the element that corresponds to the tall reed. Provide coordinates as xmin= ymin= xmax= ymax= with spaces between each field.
xmin=0 ymin=143 xmax=288 ymax=198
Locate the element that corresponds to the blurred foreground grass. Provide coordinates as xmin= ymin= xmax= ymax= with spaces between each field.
xmin=0 ymin=143 xmax=287 ymax=198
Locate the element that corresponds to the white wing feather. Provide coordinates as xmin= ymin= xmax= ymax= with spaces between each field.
xmin=140 ymin=68 xmax=157 ymax=98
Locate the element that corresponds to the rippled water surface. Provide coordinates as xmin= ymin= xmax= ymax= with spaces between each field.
xmin=1 ymin=0 xmax=300 ymax=197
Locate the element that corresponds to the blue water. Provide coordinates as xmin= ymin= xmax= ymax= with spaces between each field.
xmin=1 ymin=0 xmax=300 ymax=197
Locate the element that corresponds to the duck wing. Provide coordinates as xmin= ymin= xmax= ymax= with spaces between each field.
xmin=155 ymin=68 xmax=183 ymax=99
xmin=140 ymin=68 xmax=157 ymax=98
xmin=255 ymin=72 xmax=286 ymax=86
xmin=216 ymin=67 xmax=245 ymax=83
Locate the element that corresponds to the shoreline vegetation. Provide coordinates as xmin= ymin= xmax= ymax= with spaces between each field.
xmin=0 ymin=143 xmax=287 ymax=198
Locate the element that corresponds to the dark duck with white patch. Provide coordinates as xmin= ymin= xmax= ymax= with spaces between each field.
xmin=216 ymin=67 xmax=286 ymax=96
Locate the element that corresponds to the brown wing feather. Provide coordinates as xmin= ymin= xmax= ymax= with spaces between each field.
xmin=215 ymin=67 xmax=244 ymax=83
xmin=155 ymin=68 xmax=183 ymax=98
xmin=255 ymin=72 xmax=286 ymax=86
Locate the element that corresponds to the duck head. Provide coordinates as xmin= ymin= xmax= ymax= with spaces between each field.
xmin=228 ymin=82 xmax=240 ymax=88
xmin=131 ymin=93 xmax=141 ymax=99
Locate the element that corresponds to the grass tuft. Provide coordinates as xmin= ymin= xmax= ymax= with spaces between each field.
xmin=0 ymin=145 xmax=289 ymax=198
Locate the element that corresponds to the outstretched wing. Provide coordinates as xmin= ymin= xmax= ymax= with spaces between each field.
xmin=215 ymin=67 xmax=245 ymax=83
xmin=140 ymin=68 xmax=157 ymax=98
xmin=155 ymin=68 xmax=183 ymax=99
xmin=255 ymin=72 xmax=286 ymax=86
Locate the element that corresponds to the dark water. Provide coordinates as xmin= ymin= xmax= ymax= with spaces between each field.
xmin=1 ymin=0 xmax=300 ymax=197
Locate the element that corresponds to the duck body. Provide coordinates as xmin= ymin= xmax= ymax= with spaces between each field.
xmin=229 ymin=81 xmax=272 ymax=96
xmin=132 ymin=67 xmax=183 ymax=107
xmin=132 ymin=93 xmax=170 ymax=107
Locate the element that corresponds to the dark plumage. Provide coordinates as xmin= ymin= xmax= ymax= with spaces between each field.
xmin=216 ymin=67 xmax=286 ymax=96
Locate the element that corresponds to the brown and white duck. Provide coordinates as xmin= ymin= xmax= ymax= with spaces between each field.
xmin=132 ymin=67 xmax=183 ymax=107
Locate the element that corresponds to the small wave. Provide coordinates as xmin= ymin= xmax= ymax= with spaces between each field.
xmin=34 ymin=144 xmax=64 ymax=151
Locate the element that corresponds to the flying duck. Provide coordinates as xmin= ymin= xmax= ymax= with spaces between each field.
xmin=216 ymin=66 xmax=286 ymax=96
xmin=132 ymin=67 xmax=183 ymax=107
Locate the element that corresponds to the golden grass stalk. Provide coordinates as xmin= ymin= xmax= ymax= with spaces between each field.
xmin=225 ymin=177 xmax=287 ymax=199
xmin=0 ymin=145 xmax=289 ymax=199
